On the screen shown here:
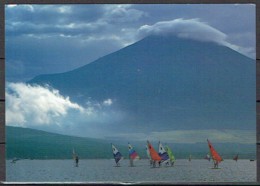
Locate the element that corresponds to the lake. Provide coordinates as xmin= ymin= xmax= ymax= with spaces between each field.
xmin=6 ymin=159 xmax=256 ymax=183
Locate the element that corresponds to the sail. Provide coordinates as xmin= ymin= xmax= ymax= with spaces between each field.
xmin=165 ymin=145 xmax=175 ymax=163
xmin=158 ymin=141 xmax=170 ymax=162
xmin=111 ymin=144 xmax=123 ymax=164
xmin=72 ymin=148 xmax=76 ymax=159
xmin=147 ymin=141 xmax=161 ymax=161
xmin=146 ymin=145 xmax=151 ymax=160
xmin=207 ymin=139 xmax=223 ymax=163
xmin=128 ymin=143 xmax=140 ymax=160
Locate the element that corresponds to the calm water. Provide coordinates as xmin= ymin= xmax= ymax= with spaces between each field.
xmin=6 ymin=159 xmax=256 ymax=183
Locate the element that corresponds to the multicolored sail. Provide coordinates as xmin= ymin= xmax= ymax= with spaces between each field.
xmin=112 ymin=144 xmax=123 ymax=165
xmin=128 ymin=143 xmax=140 ymax=160
xmin=207 ymin=139 xmax=223 ymax=165
xmin=165 ymin=145 xmax=175 ymax=165
xmin=158 ymin=141 xmax=170 ymax=163
xmin=147 ymin=140 xmax=161 ymax=161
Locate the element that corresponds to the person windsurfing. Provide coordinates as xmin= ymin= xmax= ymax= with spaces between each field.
xmin=207 ymin=139 xmax=223 ymax=169
xmin=75 ymin=155 xmax=79 ymax=167
xmin=233 ymin=154 xmax=238 ymax=162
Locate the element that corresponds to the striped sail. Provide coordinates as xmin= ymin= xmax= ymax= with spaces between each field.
xmin=128 ymin=143 xmax=140 ymax=160
xmin=112 ymin=144 xmax=123 ymax=164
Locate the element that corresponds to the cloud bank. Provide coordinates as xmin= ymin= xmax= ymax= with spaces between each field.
xmin=6 ymin=82 xmax=123 ymax=137
xmin=106 ymin=129 xmax=255 ymax=144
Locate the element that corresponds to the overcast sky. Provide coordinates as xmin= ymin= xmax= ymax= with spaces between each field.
xmin=5 ymin=4 xmax=255 ymax=82
xmin=5 ymin=4 xmax=256 ymax=143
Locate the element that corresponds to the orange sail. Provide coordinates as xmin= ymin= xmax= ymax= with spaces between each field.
xmin=207 ymin=139 xmax=223 ymax=162
xmin=147 ymin=141 xmax=161 ymax=161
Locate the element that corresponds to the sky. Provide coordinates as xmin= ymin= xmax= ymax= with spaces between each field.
xmin=5 ymin=4 xmax=256 ymax=143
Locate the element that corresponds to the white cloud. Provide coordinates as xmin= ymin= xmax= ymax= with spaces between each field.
xmin=103 ymin=99 xmax=113 ymax=106
xmin=102 ymin=4 xmax=146 ymax=23
xmin=137 ymin=18 xmax=254 ymax=58
xmin=6 ymin=82 xmax=125 ymax=138
xmin=6 ymin=82 xmax=84 ymax=126
xmin=138 ymin=18 xmax=227 ymax=44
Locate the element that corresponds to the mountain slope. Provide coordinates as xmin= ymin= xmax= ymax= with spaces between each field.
xmin=6 ymin=126 xmax=115 ymax=159
xmin=28 ymin=35 xmax=255 ymax=131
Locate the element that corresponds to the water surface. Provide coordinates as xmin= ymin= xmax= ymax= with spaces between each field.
xmin=6 ymin=159 xmax=256 ymax=183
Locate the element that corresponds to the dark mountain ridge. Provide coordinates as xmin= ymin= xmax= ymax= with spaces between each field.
xmin=28 ymin=35 xmax=255 ymax=131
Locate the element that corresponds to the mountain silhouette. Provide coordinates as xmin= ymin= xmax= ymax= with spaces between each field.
xmin=28 ymin=35 xmax=255 ymax=132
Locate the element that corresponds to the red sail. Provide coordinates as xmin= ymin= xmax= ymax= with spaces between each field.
xmin=147 ymin=141 xmax=161 ymax=161
xmin=207 ymin=139 xmax=223 ymax=163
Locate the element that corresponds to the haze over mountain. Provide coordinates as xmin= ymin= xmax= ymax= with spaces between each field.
xmin=6 ymin=126 xmax=256 ymax=159
xmin=28 ymin=35 xmax=255 ymax=135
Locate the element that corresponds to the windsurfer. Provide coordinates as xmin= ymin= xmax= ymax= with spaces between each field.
xmin=75 ymin=155 xmax=79 ymax=167
xmin=214 ymin=160 xmax=218 ymax=168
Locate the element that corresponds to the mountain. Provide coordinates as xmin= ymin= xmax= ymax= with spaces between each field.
xmin=6 ymin=126 xmax=255 ymax=159
xmin=6 ymin=126 xmax=119 ymax=159
xmin=28 ymin=35 xmax=255 ymax=132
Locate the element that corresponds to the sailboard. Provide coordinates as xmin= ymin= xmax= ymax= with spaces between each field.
xmin=165 ymin=145 xmax=175 ymax=166
xmin=112 ymin=143 xmax=123 ymax=167
xmin=207 ymin=139 xmax=223 ymax=169
xmin=128 ymin=143 xmax=140 ymax=166
xmin=158 ymin=141 xmax=170 ymax=166
xmin=233 ymin=154 xmax=238 ymax=161
xmin=147 ymin=140 xmax=161 ymax=167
